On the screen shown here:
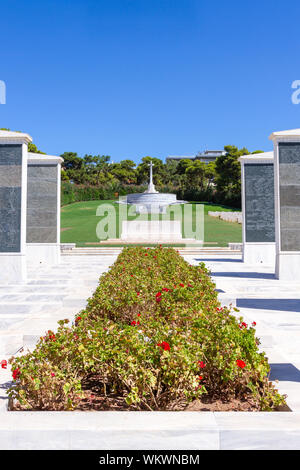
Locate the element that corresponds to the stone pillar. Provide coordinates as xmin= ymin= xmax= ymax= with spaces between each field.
xmin=26 ymin=153 xmax=63 ymax=266
xmin=239 ymin=152 xmax=276 ymax=265
xmin=0 ymin=130 xmax=32 ymax=283
xmin=269 ymin=129 xmax=300 ymax=280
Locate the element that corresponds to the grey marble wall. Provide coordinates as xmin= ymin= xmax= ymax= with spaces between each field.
xmin=0 ymin=144 xmax=22 ymax=252
xmin=27 ymin=165 xmax=58 ymax=243
xmin=244 ymin=163 xmax=275 ymax=243
xmin=279 ymin=142 xmax=300 ymax=251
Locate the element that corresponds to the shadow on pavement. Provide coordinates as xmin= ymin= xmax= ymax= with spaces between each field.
xmin=194 ymin=258 xmax=243 ymax=263
xmin=270 ymin=363 xmax=300 ymax=383
xmin=237 ymin=298 xmax=300 ymax=312
xmin=211 ymin=272 xmax=275 ymax=279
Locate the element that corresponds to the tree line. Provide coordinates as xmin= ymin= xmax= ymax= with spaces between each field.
xmin=0 ymin=129 xmax=262 ymax=208
xmin=60 ymin=146 xmax=262 ymax=208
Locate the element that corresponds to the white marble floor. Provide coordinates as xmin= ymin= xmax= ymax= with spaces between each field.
xmin=0 ymin=255 xmax=118 ymax=355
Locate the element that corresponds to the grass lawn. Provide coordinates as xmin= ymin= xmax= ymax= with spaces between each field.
xmin=61 ymin=200 xmax=242 ymax=247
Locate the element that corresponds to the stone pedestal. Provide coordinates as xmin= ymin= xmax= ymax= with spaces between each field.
xmin=26 ymin=153 xmax=63 ymax=267
xmin=239 ymin=152 xmax=276 ymax=265
xmin=0 ymin=131 xmax=32 ymax=283
xmin=121 ymin=220 xmax=199 ymax=243
xmin=270 ymin=129 xmax=300 ymax=280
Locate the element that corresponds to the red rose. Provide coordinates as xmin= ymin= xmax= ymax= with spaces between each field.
xmin=236 ymin=359 xmax=246 ymax=369
xmin=1 ymin=360 xmax=7 ymax=369
xmin=252 ymin=321 xmax=256 ymax=326
xmin=179 ymin=283 xmax=185 ymax=287
xmin=131 ymin=320 xmax=137 ymax=326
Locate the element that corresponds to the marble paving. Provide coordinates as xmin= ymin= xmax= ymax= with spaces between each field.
xmin=0 ymin=255 xmax=118 ymax=355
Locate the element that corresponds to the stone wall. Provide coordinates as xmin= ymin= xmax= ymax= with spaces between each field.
xmin=27 ymin=164 xmax=58 ymax=243
xmin=0 ymin=144 xmax=22 ymax=252
xmin=208 ymin=211 xmax=242 ymax=224
xmin=278 ymin=142 xmax=300 ymax=251
xmin=244 ymin=163 xmax=275 ymax=243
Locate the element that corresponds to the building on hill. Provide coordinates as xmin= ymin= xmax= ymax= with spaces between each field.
xmin=166 ymin=150 xmax=226 ymax=164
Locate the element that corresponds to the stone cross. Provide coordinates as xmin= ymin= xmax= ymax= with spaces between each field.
xmin=145 ymin=160 xmax=158 ymax=194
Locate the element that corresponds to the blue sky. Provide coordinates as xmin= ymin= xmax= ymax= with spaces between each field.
xmin=1 ymin=0 xmax=300 ymax=163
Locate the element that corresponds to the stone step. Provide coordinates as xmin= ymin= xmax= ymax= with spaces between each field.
xmin=0 ymin=304 xmax=42 ymax=315
xmin=62 ymin=249 xmax=242 ymax=256
xmin=0 ymin=294 xmax=67 ymax=303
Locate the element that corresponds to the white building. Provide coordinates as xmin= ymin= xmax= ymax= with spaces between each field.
xmin=166 ymin=150 xmax=226 ymax=164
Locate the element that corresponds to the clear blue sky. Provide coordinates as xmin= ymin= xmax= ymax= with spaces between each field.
xmin=1 ymin=0 xmax=300 ymax=163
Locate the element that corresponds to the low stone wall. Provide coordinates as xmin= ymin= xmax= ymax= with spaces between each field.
xmin=208 ymin=211 xmax=242 ymax=224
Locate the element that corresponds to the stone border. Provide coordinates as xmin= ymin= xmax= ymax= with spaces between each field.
xmin=0 ymin=411 xmax=299 ymax=449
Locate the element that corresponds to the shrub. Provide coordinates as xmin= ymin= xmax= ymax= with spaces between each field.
xmin=61 ymin=182 xmax=147 ymax=206
xmin=61 ymin=182 xmax=242 ymax=208
xmin=8 ymin=247 xmax=285 ymax=411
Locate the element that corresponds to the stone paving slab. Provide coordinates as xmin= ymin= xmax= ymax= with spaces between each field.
xmin=0 ymin=410 xmax=299 ymax=449
xmin=0 ymin=412 xmax=219 ymax=450
xmin=0 ymin=255 xmax=117 ymax=355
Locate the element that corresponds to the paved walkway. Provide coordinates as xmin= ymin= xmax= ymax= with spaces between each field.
xmin=0 ymin=255 xmax=117 ymax=353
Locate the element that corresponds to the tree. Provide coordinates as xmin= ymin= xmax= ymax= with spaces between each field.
xmin=61 ymin=152 xmax=85 ymax=183
xmin=214 ymin=145 xmax=261 ymax=205
xmin=205 ymin=162 xmax=216 ymax=189
xmin=136 ymin=157 xmax=164 ymax=185
xmin=176 ymin=158 xmax=193 ymax=175
xmin=110 ymin=160 xmax=137 ymax=184
xmin=214 ymin=145 xmax=247 ymax=201
xmin=185 ymin=160 xmax=207 ymax=191
xmin=0 ymin=128 xmax=45 ymax=154
xmin=28 ymin=142 xmax=46 ymax=154
xmin=163 ymin=159 xmax=181 ymax=186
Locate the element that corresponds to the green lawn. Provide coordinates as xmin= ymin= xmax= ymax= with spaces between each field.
xmin=61 ymin=200 xmax=242 ymax=247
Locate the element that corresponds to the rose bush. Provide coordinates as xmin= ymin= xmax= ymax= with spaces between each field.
xmin=8 ymin=246 xmax=285 ymax=411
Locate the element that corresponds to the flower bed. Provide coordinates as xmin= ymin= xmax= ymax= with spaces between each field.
xmin=8 ymin=247 xmax=285 ymax=411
